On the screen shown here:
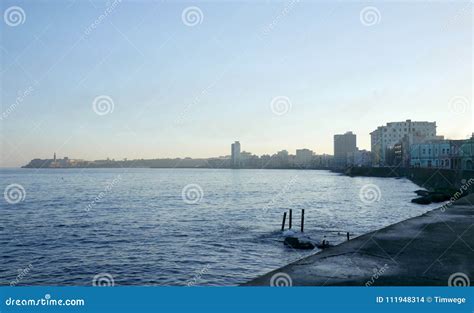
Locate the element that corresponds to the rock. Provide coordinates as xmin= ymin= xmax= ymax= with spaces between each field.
xmin=411 ymin=197 xmax=432 ymax=205
xmin=284 ymin=236 xmax=315 ymax=250
xmin=412 ymin=190 xmax=453 ymax=204
xmin=415 ymin=190 xmax=430 ymax=196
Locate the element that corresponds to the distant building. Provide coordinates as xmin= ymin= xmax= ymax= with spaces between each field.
xmin=348 ymin=149 xmax=372 ymax=167
xmin=313 ymin=154 xmax=334 ymax=168
xmin=240 ymin=151 xmax=260 ymax=168
xmin=410 ymin=136 xmax=474 ymax=170
xmin=231 ymin=141 xmax=241 ymax=168
xmin=459 ymin=136 xmax=474 ymax=170
xmin=370 ymin=120 xmax=437 ymax=166
xmin=274 ymin=150 xmax=290 ymax=168
xmin=295 ymin=149 xmax=314 ymax=168
xmin=334 ymin=131 xmax=357 ymax=167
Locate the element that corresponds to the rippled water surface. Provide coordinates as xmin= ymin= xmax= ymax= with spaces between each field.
xmin=1 ymin=168 xmax=441 ymax=286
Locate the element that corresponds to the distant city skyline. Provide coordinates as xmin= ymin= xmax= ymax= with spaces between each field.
xmin=1 ymin=1 xmax=472 ymax=167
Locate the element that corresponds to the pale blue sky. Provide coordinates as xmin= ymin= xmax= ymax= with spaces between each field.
xmin=1 ymin=0 xmax=472 ymax=167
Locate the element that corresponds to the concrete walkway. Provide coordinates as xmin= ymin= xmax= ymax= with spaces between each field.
xmin=244 ymin=196 xmax=474 ymax=286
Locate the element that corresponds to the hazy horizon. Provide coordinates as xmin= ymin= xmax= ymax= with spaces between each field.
xmin=1 ymin=1 xmax=472 ymax=167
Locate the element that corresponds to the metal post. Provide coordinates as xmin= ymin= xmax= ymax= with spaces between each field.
xmin=281 ymin=212 xmax=287 ymax=231
xmin=301 ymin=209 xmax=305 ymax=232
xmin=289 ymin=209 xmax=293 ymax=229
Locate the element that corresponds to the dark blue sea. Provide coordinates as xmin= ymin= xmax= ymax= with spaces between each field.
xmin=0 ymin=168 xmax=440 ymax=286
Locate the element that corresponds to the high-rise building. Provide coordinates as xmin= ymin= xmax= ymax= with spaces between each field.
xmin=231 ymin=141 xmax=241 ymax=168
xmin=295 ymin=149 xmax=314 ymax=167
xmin=334 ymin=131 xmax=357 ymax=167
xmin=370 ymin=120 xmax=437 ymax=166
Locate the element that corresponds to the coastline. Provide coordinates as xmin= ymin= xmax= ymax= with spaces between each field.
xmin=243 ymin=195 xmax=474 ymax=286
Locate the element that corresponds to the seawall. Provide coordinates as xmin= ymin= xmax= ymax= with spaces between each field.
xmin=244 ymin=195 xmax=474 ymax=286
xmin=343 ymin=167 xmax=474 ymax=192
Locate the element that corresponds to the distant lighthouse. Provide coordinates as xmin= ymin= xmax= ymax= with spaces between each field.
xmin=53 ymin=152 xmax=56 ymax=162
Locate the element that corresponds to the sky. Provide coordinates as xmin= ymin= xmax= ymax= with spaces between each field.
xmin=0 ymin=0 xmax=472 ymax=167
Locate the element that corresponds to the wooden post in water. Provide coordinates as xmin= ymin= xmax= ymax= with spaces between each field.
xmin=281 ymin=212 xmax=287 ymax=231
xmin=301 ymin=209 xmax=305 ymax=232
xmin=346 ymin=232 xmax=350 ymax=241
xmin=289 ymin=209 xmax=293 ymax=229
